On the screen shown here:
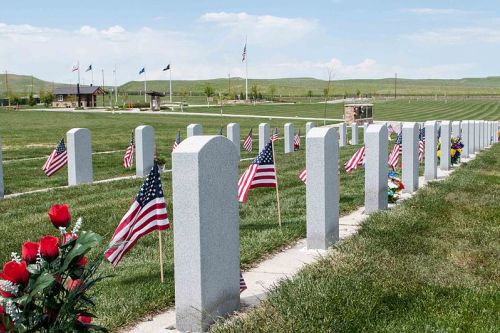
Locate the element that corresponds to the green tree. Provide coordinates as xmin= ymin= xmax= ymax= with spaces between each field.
xmin=204 ymin=84 xmax=214 ymax=97
xmin=251 ymin=84 xmax=258 ymax=100
xmin=356 ymin=89 xmax=361 ymax=98
xmin=41 ymin=91 xmax=54 ymax=107
xmin=268 ymin=85 xmax=276 ymax=101
xmin=307 ymin=90 xmax=313 ymax=103
xmin=28 ymin=93 xmax=36 ymax=106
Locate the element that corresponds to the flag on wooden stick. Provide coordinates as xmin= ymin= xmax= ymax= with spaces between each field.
xmin=237 ymin=142 xmax=277 ymax=203
xmin=172 ymin=130 xmax=181 ymax=153
xmin=42 ymin=138 xmax=68 ymax=177
xmin=242 ymin=129 xmax=253 ymax=152
xmin=123 ymin=132 xmax=134 ymax=168
xmin=345 ymin=146 xmax=365 ymax=173
xmin=418 ymin=128 xmax=425 ymax=161
xmin=298 ymin=168 xmax=307 ymax=184
xmin=105 ymin=163 xmax=169 ymax=266
xmin=388 ymin=132 xmax=402 ymax=170
xmin=271 ymin=128 xmax=279 ymax=142
xmin=294 ymin=129 xmax=301 ymax=150
xmin=240 ymin=272 xmax=247 ymax=293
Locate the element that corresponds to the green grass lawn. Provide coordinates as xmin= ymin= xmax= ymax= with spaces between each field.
xmin=213 ymin=144 xmax=500 ymax=333
xmin=0 ymin=122 xmax=368 ymax=331
xmin=176 ymin=99 xmax=500 ymax=122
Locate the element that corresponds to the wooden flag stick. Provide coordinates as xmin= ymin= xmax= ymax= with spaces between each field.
xmin=158 ymin=230 xmax=164 ymax=283
xmin=271 ymin=141 xmax=282 ymax=228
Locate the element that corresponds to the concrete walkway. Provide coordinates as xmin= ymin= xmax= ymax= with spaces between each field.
xmin=123 ymin=161 xmax=466 ymax=333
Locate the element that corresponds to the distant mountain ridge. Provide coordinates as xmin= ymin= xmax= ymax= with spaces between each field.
xmin=1 ymin=74 xmax=499 ymax=96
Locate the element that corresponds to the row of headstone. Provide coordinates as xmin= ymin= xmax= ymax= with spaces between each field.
xmin=169 ymin=119 xmax=498 ymax=331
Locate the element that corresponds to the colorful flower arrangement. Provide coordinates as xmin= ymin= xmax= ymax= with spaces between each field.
xmin=0 ymin=204 xmax=107 ymax=332
xmin=436 ymin=137 xmax=464 ymax=165
xmin=388 ymin=170 xmax=405 ymax=203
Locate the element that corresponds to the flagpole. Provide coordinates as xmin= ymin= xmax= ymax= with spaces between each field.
xmin=144 ymin=69 xmax=147 ymax=103
xmin=271 ymin=141 xmax=282 ymax=228
xmin=245 ymin=37 xmax=248 ymax=102
xmin=91 ymin=67 xmax=94 ymax=86
xmin=169 ymin=62 xmax=172 ymax=103
xmin=158 ymin=230 xmax=164 ymax=283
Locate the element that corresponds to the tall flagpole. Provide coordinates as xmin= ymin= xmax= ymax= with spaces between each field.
xmin=144 ymin=69 xmax=147 ymax=103
xmin=271 ymin=139 xmax=282 ymax=228
xmin=91 ymin=66 xmax=94 ymax=86
xmin=114 ymin=65 xmax=118 ymax=104
xmin=245 ymin=37 xmax=248 ymax=102
xmin=169 ymin=61 xmax=172 ymax=103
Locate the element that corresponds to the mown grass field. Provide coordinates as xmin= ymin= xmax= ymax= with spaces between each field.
xmin=0 ymin=107 xmax=369 ymax=330
xmin=0 ymin=100 xmax=496 ymax=331
xmin=176 ymin=99 xmax=500 ymax=122
xmin=213 ymin=144 xmax=500 ymax=333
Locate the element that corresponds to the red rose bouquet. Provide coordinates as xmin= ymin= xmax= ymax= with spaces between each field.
xmin=0 ymin=204 xmax=108 ymax=332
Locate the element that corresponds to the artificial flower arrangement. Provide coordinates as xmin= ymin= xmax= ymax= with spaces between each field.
xmin=450 ymin=137 xmax=464 ymax=165
xmin=436 ymin=137 xmax=464 ymax=165
xmin=0 ymin=204 xmax=107 ymax=332
xmin=388 ymin=170 xmax=405 ymax=203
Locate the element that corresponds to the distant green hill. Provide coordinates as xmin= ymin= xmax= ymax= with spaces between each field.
xmin=120 ymin=76 xmax=500 ymax=97
xmin=1 ymin=73 xmax=499 ymax=97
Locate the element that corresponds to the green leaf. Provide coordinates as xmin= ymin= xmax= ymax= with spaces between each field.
xmin=29 ymin=272 xmax=55 ymax=296
xmin=61 ymin=231 xmax=102 ymax=272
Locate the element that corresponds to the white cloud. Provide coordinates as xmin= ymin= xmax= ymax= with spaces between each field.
xmin=199 ymin=12 xmax=318 ymax=46
xmin=406 ymin=27 xmax=500 ymax=45
xmin=401 ymin=8 xmax=477 ymax=15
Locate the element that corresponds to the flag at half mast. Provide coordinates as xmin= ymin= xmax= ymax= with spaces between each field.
xmin=238 ymin=142 xmax=277 ymax=203
xmin=105 ymin=163 xmax=169 ymax=266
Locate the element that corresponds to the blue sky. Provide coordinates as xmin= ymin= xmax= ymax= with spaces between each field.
xmin=0 ymin=0 xmax=499 ymax=84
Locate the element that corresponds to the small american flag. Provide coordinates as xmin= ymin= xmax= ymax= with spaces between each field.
xmin=298 ymin=168 xmax=307 ymax=184
xmin=218 ymin=127 xmax=223 ymax=136
xmin=388 ymin=132 xmax=402 ymax=170
xmin=42 ymin=138 xmax=68 ymax=177
xmin=418 ymin=128 xmax=425 ymax=161
xmin=172 ymin=130 xmax=181 ymax=153
xmin=271 ymin=128 xmax=279 ymax=142
xmin=345 ymin=146 xmax=365 ymax=173
xmin=238 ymin=142 xmax=277 ymax=203
xmin=240 ymin=272 xmax=247 ymax=293
xmin=242 ymin=42 xmax=247 ymax=62
xmin=123 ymin=132 xmax=134 ymax=168
xmin=105 ymin=163 xmax=169 ymax=266
xmin=243 ymin=129 xmax=253 ymax=152
xmin=294 ymin=130 xmax=301 ymax=150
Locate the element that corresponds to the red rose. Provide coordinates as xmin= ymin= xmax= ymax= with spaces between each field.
xmin=76 ymin=256 xmax=87 ymax=267
xmin=48 ymin=204 xmax=71 ymax=229
xmin=77 ymin=315 xmax=92 ymax=324
xmin=22 ymin=241 xmax=39 ymax=264
xmin=39 ymin=236 xmax=59 ymax=261
xmin=0 ymin=260 xmax=29 ymax=285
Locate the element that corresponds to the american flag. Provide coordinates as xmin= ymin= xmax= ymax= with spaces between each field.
xmin=271 ymin=128 xmax=279 ymax=142
xmin=123 ymin=132 xmax=134 ymax=168
xmin=294 ymin=130 xmax=301 ymax=150
xmin=42 ymin=138 xmax=68 ymax=177
xmin=218 ymin=127 xmax=223 ymax=135
xmin=388 ymin=132 xmax=403 ymax=170
xmin=105 ymin=163 xmax=169 ymax=266
xmin=345 ymin=146 xmax=365 ymax=173
xmin=242 ymin=42 xmax=247 ymax=62
xmin=172 ymin=130 xmax=181 ymax=153
xmin=240 ymin=272 xmax=247 ymax=293
xmin=418 ymin=128 xmax=425 ymax=161
xmin=238 ymin=142 xmax=277 ymax=203
xmin=298 ymin=168 xmax=307 ymax=184
xmin=243 ymin=129 xmax=253 ymax=152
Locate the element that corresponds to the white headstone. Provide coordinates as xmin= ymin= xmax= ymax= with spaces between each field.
xmin=135 ymin=125 xmax=155 ymax=177
xmin=339 ymin=123 xmax=347 ymax=147
xmin=363 ymin=123 xmax=369 ymax=144
xmin=172 ymin=136 xmax=239 ymax=332
xmin=474 ymin=120 xmax=481 ymax=152
xmin=495 ymin=121 xmax=499 ymax=143
xmin=227 ymin=123 xmax=240 ymax=158
xmin=351 ymin=123 xmax=359 ymax=145
xmin=461 ymin=120 xmax=469 ymax=159
xmin=259 ymin=123 xmax=270 ymax=152
xmin=364 ymin=124 xmax=388 ymax=213
xmin=440 ymin=121 xmax=451 ymax=170
xmin=67 ymin=128 xmax=93 ymax=186
xmin=451 ymin=121 xmax=461 ymax=138
xmin=479 ymin=120 xmax=485 ymax=150
xmin=306 ymin=127 xmax=339 ymax=249
xmin=284 ymin=123 xmax=294 ymax=154
xmin=305 ymin=122 xmax=315 ymax=134
xmin=187 ymin=124 xmax=203 ymax=137
xmin=402 ymin=122 xmax=419 ymax=193
xmin=468 ymin=120 xmax=475 ymax=156
xmin=424 ymin=121 xmax=438 ymax=180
